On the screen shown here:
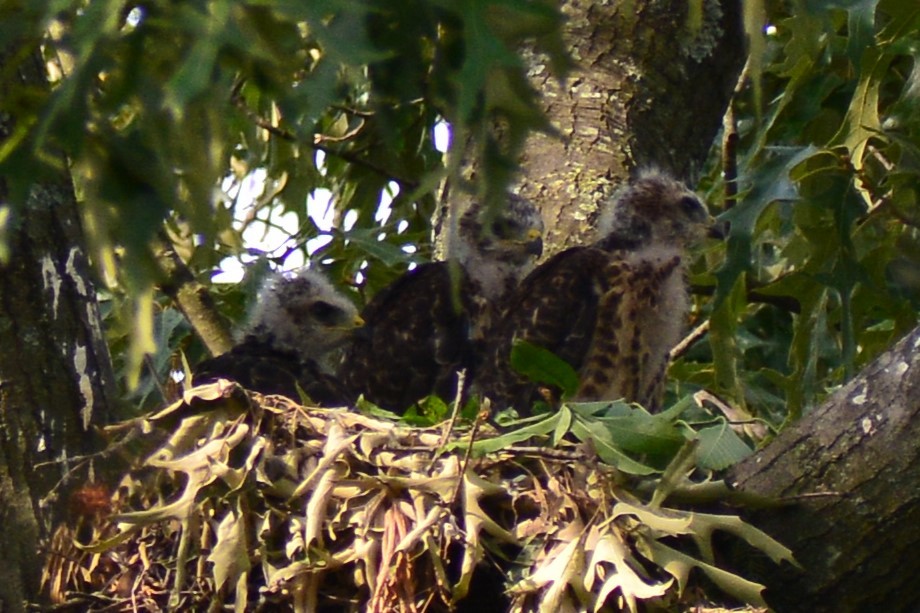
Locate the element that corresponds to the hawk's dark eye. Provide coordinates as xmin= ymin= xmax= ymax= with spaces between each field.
xmin=309 ymin=301 xmax=343 ymax=325
xmin=491 ymin=218 xmax=513 ymax=238
xmin=679 ymin=195 xmax=705 ymax=219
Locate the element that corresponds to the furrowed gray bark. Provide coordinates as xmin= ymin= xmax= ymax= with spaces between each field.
xmin=730 ymin=325 xmax=920 ymax=612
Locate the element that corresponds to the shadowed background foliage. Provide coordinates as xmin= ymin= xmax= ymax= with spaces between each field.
xmin=2 ymin=0 xmax=920 ymax=432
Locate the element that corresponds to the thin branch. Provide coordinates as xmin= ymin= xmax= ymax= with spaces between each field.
xmin=670 ymin=319 xmax=710 ymax=361
xmin=438 ymin=369 xmax=467 ymax=450
xmin=853 ymin=145 xmax=920 ymax=231
xmin=690 ymin=282 xmax=802 ymax=314
xmin=230 ymin=87 xmax=418 ymax=190
xmin=153 ymin=231 xmax=234 ymax=356
xmin=424 ymin=368 xmax=467 ymax=476
xmin=450 ymin=396 xmax=488 ymax=506
xmin=314 ymin=118 xmax=366 ymax=143
xmin=721 ymin=57 xmax=748 ymax=211
xmin=721 ymin=103 xmax=739 ymax=210
xmin=144 ymin=353 xmax=170 ymax=405
xmin=35 ymin=422 xmax=146 ymax=508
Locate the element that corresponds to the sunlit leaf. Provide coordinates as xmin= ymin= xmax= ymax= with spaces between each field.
xmin=569 ymin=402 xmax=686 ymax=460
xmin=585 ymin=527 xmax=672 ymax=613
xmin=466 ymin=411 xmax=562 ymax=455
xmin=0 ymin=206 xmax=10 ymax=264
xmin=695 ymin=422 xmax=754 ymax=470
xmin=639 ymin=537 xmax=768 ymax=607
xmin=208 ymin=504 xmax=251 ymax=591
xmin=569 ymin=419 xmax=659 ymax=475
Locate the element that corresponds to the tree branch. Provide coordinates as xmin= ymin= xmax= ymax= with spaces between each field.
xmin=152 ymin=233 xmax=233 ymax=356
xmin=230 ymin=83 xmax=419 ymax=191
xmin=729 ymin=324 xmax=920 ymax=611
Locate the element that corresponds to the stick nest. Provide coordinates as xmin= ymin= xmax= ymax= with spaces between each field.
xmin=41 ymin=381 xmax=789 ymax=612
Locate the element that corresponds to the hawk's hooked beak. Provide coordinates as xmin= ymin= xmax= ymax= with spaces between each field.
xmin=708 ymin=218 xmax=728 ymax=239
xmin=351 ymin=317 xmax=373 ymax=340
xmin=341 ymin=314 xmax=367 ymax=343
xmin=332 ymin=313 xmax=365 ymax=333
xmin=524 ymin=228 xmax=544 ymax=257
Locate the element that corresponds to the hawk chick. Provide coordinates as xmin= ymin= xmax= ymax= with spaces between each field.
xmin=194 ymin=267 xmax=363 ymax=405
xmin=339 ymin=195 xmax=544 ymax=413
xmin=479 ymin=171 xmax=716 ymax=414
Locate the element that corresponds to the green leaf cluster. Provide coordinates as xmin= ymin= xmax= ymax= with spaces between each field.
xmin=686 ymin=0 xmax=920 ymax=424
xmin=0 ymin=0 xmax=567 ymax=396
xmin=504 ymin=340 xmax=754 ymax=474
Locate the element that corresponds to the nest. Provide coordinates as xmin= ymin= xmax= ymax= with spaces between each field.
xmin=40 ymin=381 xmax=791 ymax=612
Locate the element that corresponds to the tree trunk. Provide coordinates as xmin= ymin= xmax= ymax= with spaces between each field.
xmin=0 ymin=48 xmax=117 ymax=610
xmin=728 ymin=324 xmax=920 ymax=612
xmin=521 ymin=0 xmax=743 ymax=254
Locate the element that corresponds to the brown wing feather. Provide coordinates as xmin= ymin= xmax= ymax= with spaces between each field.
xmin=577 ymin=255 xmax=682 ymax=409
xmin=479 ymin=247 xmax=613 ymax=413
xmin=339 ymin=263 xmax=477 ymax=412
xmin=193 ymin=336 xmax=353 ymax=406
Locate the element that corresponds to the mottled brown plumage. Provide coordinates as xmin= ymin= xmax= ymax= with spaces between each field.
xmin=339 ymin=195 xmax=543 ymax=413
xmin=194 ymin=267 xmax=362 ymax=405
xmin=479 ymin=170 xmax=715 ymax=414
xmin=193 ymin=337 xmax=353 ymax=405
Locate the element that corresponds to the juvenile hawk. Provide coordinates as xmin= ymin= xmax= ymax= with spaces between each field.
xmin=339 ymin=195 xmax=543 ymax=413
xmin=194 ymin=267 xmax=363 ymax=405
xmin=479 ymin=171 xmax=717 ymax=414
